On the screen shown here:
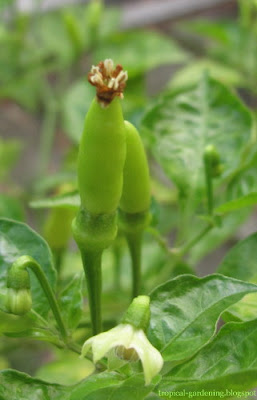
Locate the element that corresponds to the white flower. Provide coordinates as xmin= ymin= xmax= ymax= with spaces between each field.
xmin=81 ymin=323 xmax=163 ymax=385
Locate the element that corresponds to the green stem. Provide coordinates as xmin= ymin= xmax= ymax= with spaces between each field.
xmin=53 ymin=249 xmax=65 ymax=275
xmin=204 ymin=158 xmax=214 ymax=217
xmin=178 ymin=224 xmax=213 ymax=257
xmin=113 ymin=245 xmax=122 ymax=290
xmin=126 ymin=231 xmax=143 ymax=299
xmin=80 ymin=250 xmax=102 ymax=335
xmin=11 ymin=256 xmax=68 ymax=341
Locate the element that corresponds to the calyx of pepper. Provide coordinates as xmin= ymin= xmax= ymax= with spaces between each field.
xmin=88 ymin=59 xmax=128 ymax=107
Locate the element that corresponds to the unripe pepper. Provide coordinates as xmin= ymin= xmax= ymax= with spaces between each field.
xmin=73 ymin=59 xmax=128 ymax=334
xmin=77 ymin=97 xmax=126 ymax=215
xmin=120 ymin=121 xmax=151 ymax=215
xmin=119 ymin=121 xmax=151 ymax=298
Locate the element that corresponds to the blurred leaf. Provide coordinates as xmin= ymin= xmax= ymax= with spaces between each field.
xmin=215 ymin=192 xmax=257 ymax=214
xmin=0 ymin=369 xmax=154 ymax=400
xmin=98 ymin=7 xmax=121 ymax=40
xmin=188 ymin=208 xmax=251 ymax=265
xmin=70 ymin=372 xmax=154 ymax=400
xmin=1 ymin=72 xmax=42 ymax=111
xmin=0 ymin=194 xmax=24 ymax=221
xmin=62 ymin=80 xmax=94 ymax=143
xmin=170 ymin=59 xmax=242 ymax=90
xmin=181 ymin=20 xmax=257 ymax=91
xmin=0 ymin=138 xmax=22 ymax=181
xmin=160 ymin=319 xmax=257 ymax=395
xmin=33 ymin=171 xmax=77 ymax=194
xmin=0 ymin=369 xmax=70 ymax=400
xmin=0 ymin=218 xmax=56 ymax=318
xmin=36 ymin=352 xmax=94 ymax=385
xmin=30 ymin=190 xmax=79 ymax=210
xmin=0 ymin=310 xmax=36 ymax=334
xmin=59 ymin=274 xmax=83 ymax=331
xmin=218 ymin=233 xmax=257 ymax=322
xmin=30 ymin=11 xmax=72 ymax=64
xmin=148 ymin=274 xmax=257 ymax=361
xmin=93 ymin=30 xmax=187 ymax=79
xmin=226 ymin=154 xmax=257 ymax=200
xmin=141 ymin=76 xmax=253 ymax=194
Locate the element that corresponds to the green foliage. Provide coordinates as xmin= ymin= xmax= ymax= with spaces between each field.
xmin=2 ymin=1 xmax=257 ymax=397
xmin=141 ymin=75 xmax=253 ymax=195
xmin=218 ymin=233 xmax=257 ymax=322
xmin=93 ymin=31 xmax=187 ymax=79
xmin=59 ymin=274 xmax=83 ymax=330
xmin=148 ymin=274 xmax=257 ymax=361
xmin=159 ymin=319 xmax=257 ymax=396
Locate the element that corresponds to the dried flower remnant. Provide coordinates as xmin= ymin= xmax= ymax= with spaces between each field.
xmin=88 ymin=59 xmax=128 ymax=107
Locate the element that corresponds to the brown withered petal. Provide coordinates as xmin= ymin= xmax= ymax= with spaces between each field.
xmin=88 ymin=59 xmax=128 ymax=107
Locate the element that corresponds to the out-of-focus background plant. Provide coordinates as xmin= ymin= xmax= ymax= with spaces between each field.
xmin=1 ymin=0 xmax=257 ymax=390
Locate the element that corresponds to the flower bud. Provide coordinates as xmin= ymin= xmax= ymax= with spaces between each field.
xmin=5 ymin=288 xmax=32 ymax=315
xmin=204 ymin=144 xmax=223 ymax=178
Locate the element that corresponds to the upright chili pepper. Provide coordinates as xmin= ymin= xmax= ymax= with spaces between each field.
xmin=119 ymin=121 xmax=151 ymax=298
xmin=72 ymin=59 xmax=128 ymax=334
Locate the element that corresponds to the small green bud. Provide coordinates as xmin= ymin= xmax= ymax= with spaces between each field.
xmin=7 ymin=262 xmax=30 ymax=290
xmin=5 ymin=288 xmax=32 ymax=315
xmin=204 ymin=144 xmax=223 ymax=178
xmin=121 ymin=295 xmax=150 ymax=332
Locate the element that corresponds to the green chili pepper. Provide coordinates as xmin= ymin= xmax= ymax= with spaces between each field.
xmin=120 ymin=121 xmax=151 ymax=214
xmin=119 ymin=121 xmax=151 ymax=298
xmin=73 ymin=59 xmax=128 ymax=334
xmin=77 ymin=97 xmax=126 ymax=215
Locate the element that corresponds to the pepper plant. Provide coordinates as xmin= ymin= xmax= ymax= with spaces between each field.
xmin=1 ymin=54 xmax=257 ymax=398
xmin=2 ymin=2 xmax=257 ymax=392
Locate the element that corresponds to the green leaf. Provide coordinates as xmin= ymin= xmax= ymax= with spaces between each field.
xmin=218 ymin=233 xmax=257 ymax=321
xmin=93 ymin=31 xmax=186 ymax=79
xmin=141 ymin=75 xmax=253 ymax=194
xmin=0 ymin=218 xmax=56 ymax=318
xmin=59 ymin=274 xmax=83 ymax=330
xmin=0 ymin=194 xmax=24 ymax=221
xmin=148 ymin=274 xmax=257 ymax=362
xmin=36 ymin=352 xmax=94 ymax=385
xmin=0 ymin=310 xmax=36 ymax=334
xmin=0 ymin=369 xmax=70 ymax=400
xmin=0 ymin=369 xmax=155 ymax=399
xmin=30 ymin=190 xmax=79 ymax=210
xmin=215 ymin=192 xmax=257 ymax=214
xmin=160 ymin=319 xmax=257 ymax=395
xmin=70 ymin=372 xmax=154 ymax=400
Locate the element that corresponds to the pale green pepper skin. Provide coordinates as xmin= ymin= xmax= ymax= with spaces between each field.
xmin=120 ymin=121 xmax=151 ymax=214
xmin=78 ymin=97 xmax=126 ymax=215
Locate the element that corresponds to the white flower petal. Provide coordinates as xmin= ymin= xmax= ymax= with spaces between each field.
xmin=130 ymin=329 xmax=163 ymax=385
xmin=82 ymin=324 xmax=134 ymax=363
xmin=81 ymin=337 xmax=94 ymax=358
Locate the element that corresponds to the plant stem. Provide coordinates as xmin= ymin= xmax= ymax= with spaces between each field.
xmin=80 ymin=250 xmax=102 ymax=335
xmin=13 ymin=256 xmax=68 ymax=341
xmin=204 ymin=157 xmax=214 ymax=217
xmin=126 ymin=231 xmax=143 ymax=299
xmin=178 ymin=224 xmax=213 ymax=257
